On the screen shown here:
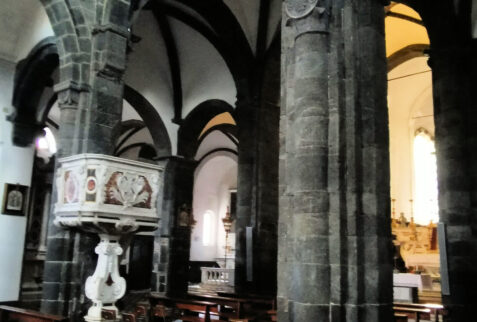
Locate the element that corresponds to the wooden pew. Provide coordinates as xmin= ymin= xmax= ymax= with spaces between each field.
xmin=394 ymin=313 xmax=408 ymax=322
xmin=101 ymin=309 xmax=116 ymax=320
xmin=394 ymin=302 xmax=445 ymax=322
xmin=188 ymin=293 xmax=248 ymax=319
xmin=188 ymin=292 xmax=276 ymax=321
xmin=150 ymin=293 xmax=219 ymax=322
xmin=121 ymin=304 xmax=148 ymax=322
xmin=189 ymin=292 xmax=275 ymax=320
xmin=0 ymin=305 xmax=67 ymax=322
xmin=393 ymin=306 xmax=431 ymax=322
xmin=266 ymin=309 xmax=277 ymax=321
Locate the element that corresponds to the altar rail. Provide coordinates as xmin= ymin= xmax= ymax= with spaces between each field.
xmin=200 ymin=267 xmax=235 ymax=287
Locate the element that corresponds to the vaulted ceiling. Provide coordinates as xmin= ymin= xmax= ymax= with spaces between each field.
xmin=385 ymin=2 xmax=430 ymax=57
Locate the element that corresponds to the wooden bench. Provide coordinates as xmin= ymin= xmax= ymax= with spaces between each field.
xmin=266 ymin=309 xmax=277 ymax=321
xmin=0 ymin=305 xmax=67 ymax=322
xmin=150 ymin=294 xmax=219 ymax=322
xmin=393 ymin=306 xmax=431 ymax=322
xmin=394 ymin=313 xmax=408 ymax=322
xmin=189 ymin=292 xmax=275 ymax=320
xmin=394 ymin=302 xmax=445 ymax=322
xmin=188 ymin=293 xmax=249 ymax=319
xmin=121 ymin=304 xmax=148 ymax=322
xmin=101 ymin=308 xmax=117 ymax=320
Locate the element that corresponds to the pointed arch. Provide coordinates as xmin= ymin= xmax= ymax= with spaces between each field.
xmin=178 ymin=99 xmax=235 ymax=159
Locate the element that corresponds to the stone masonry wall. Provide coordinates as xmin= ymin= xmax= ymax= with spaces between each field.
xmin=39 ymin=0 xmax=132 ymax=319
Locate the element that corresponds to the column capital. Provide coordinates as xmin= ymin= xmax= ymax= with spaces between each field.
xmin=285 ymin=0 xmax=331 ymax=38
xmin=54 ymin=80 xmax=91 ymax=109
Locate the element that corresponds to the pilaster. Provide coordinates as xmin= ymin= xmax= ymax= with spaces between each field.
xmin=150 ymin=157 xmax=197 ymax=296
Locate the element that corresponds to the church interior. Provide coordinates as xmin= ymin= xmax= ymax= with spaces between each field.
xmin=0 ymin=0 xmax=476 ymax=321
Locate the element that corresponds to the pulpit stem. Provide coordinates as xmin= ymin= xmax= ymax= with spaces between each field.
xmin=84 ymin=235 xmax=126 ymax=321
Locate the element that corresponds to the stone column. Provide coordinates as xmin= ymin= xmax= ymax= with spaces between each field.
xmin=234 ymin=100 xmax=258 ymax=293
xmin=278 ymin=1 xmax=392 ymax=321
xmin=234 ymin=41 xmax=280 ymax=296
xmin=151 ymin=157 xmax=196 ymax=296
xmin=40 ymin=0 xmax=131 ymax=319
xmin=254 ymin=39 xmax=280 ymax=296
xmin=429 ymin=45 xmax=477 ymax=321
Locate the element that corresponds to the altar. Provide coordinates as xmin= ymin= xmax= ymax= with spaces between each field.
xmin=405 ymin=253 xmax=440 ymax=274
xmin=394 ymin=273 xmax=433 ymax=291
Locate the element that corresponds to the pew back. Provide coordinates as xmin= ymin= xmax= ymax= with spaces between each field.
xmin=0 ymin=305 xmax=67 ymax=322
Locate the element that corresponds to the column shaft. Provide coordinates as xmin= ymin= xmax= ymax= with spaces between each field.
xmin=430 ymin=47 xmax=477 ymax=321
xmin=278 ymin=1 xmax=392 ymax=321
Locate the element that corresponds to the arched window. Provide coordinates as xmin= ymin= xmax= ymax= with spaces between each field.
xmin=203 ymin=210 xmax=214 ymax=246
xmin=35 ymin=127 xmax=57 ymax=161
xmin=413 ymin=129 xmax=438 ymax=224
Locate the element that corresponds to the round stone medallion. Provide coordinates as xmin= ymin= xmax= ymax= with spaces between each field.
xmin=65 ymin=173 xmax=79 ymax=203
xmin=285 ymin=0 xmax=318 ymax=19
xmin=86 ymin=176 xmax=97 ymax=193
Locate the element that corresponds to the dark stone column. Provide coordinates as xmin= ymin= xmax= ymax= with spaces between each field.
xmin=40 ymin=0 xmax=131 ymax=319
xmin=279 ymin=3 xmax=331 ymax=320
xmin=234 ymin=100 xmax=258 ymax=293
xmin=429 ymin=45 xmax=477 ymax=321
xmin=234 ymin=37 xmax=280 ymax=298
xmin=278 ymin=1 xmax=392 ymax=321
xmin=254 ymin=39 xmax=280 ymax=296
xmin=151 ymin=157 xmax=196 ymax=296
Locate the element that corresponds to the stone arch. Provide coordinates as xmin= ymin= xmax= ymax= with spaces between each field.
xmin=10 ymin=39 xmax=172 ymax=160
xmin=39 ymin=0 xmax=91 ymax=86
xmin=10 ymin=37 xmax=58 ymax=146
xmin=387 ymin=44 xmax=429 ymax=72
xmin=196 ymin=124 xmax=238 ymax=149
xmin=178 ymin=100 xmax=235 ymax=159
xmin=196 ymin=148 xmax=238 ymax=165
xmin=123 ymin=85 xmax=172 ymax=158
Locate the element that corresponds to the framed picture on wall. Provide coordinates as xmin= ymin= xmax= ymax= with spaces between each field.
xmin=2 ymin=183 xmax=29 ymax=216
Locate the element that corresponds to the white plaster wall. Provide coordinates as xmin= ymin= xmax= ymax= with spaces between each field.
xmin=223 ymin=0 xmax=281 ymax=52
xmin=126 ymin=13 xmax=237 ymax=155
xmin=388 ymin=57 xmax=434 ymax=224
xmin=267 ymin=0 xmax=282 ymax=47
xmin=195 ymin=130 xmax=237 ymax=161
xmin=170 ymin=17 xmax=237 ymax=117
xmin=190 ymin=154 xmax=237 ymax=262
xmin=0 ymin=0 xmax=54 ymax=62
xmin=15 ymin=1 xmax=54 ymax=61
xmin=125 ymin=11 xmax=177 ymax=154
xmin=0 ymin=58 xmax=35 ymax=301
xmin=223 ymin=0 xmax=259 ymax=53
xmin=122 ymin=100 xmax=142 ymax=121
